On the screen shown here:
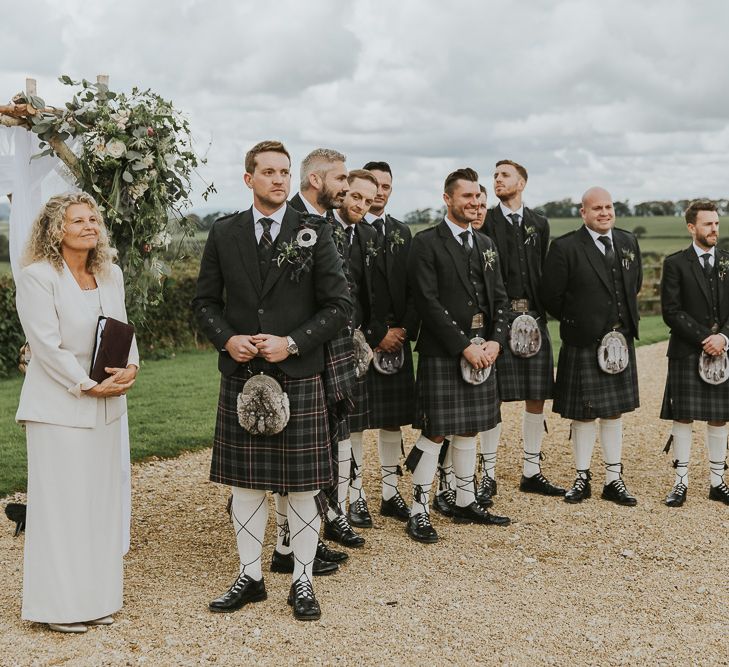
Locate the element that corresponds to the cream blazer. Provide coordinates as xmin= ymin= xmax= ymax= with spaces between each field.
xmin=15 ymin=261 xmax=140 ymax=428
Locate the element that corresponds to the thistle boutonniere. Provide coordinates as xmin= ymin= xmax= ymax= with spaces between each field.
xmin=276 ymin=226 xmax=318 ymax=282
xmin=718 ymin=258 xmax=729 ymax=280
xmin=387 ymin=229 xmax=405 ymax=254
xmin=482 ymin=248 xmax=497 ymax=271
xmin=621 ymin=248 xmax=635 ymax=270
xmin=523 ymin=225 xmax=538 ymax=246
xmin=365 ymin=238 xmax=380 ymax=266
xmin=332 ymin=225 xmax=346 ymax=255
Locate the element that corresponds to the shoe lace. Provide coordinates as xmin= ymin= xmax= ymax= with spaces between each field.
xmin=672 ymin=482 xmax=687 ymax=495
xmin=443 ymin=489 xmax=456 ymax=506
xmin=414 ymin=512 xmax=433 ymax=529
xmin=610 ymin=477 xmax=629 ymax=495
xmin=333 ymin=514 xmax=354 ymax=535
xmin=523 ymin=450 xmax=545 ymax=470
xmin=389 ymin=491 xmax=408 ymax=511
xmin=351 ymin=498 xmax=368 ymax=514
xmin=572 ymin=469 xmax=592 ymax=491
xmin=293 ymin=577 xmax=315 ymax=600
xmin=671 ymin=458 xmax=689 ymax=488
xmin=229 ymin=573 xmax=252 ymax=595
xmin=478 ymin=475 xmax=495 ymax=495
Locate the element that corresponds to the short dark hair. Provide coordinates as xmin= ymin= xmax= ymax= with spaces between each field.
xmin=245 ymin=140 xmax=290 ymax=174
xmin=347 ymin=169 xmax=379 ymax=188
xmin=363 ymin=161 xmax=392 ymax=176
xmin=495 ymin=159 xmax=528 ymax=182
xmin=479 ymin=184 xmax=487 ymax=196
xmin=444 ymin=167 xmax=479 ymax=196
xmin=685 ymin=200 xmax=718 ymax=226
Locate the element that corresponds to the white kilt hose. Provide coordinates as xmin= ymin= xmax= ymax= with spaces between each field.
xmin=210 ymin=367 xmax=334 ymax=493
xmin=414 ymin=355 xmax=501 ymax=437
xmin=496 ymin=311 xmax=554 ymax=401
xmin=660 ymin=354 xmax=729 ymax=422
xmin=552 ymin=340 xmax=639 ymax=420
xmin=364 ymin=343 xmax=416 ymax=428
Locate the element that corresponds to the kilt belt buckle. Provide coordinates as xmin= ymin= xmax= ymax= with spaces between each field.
xmin=597 ymin=329 xmax=630 ymax=375
xmin=510 ymin=298 xmax=530 ymax=313
xmin=470 ymin=312 xmax=485 ymax=334
xmin=699 ymin=350 xmax=729 ymax=385
xmin=237 ymin=373 xmax=291 ymax=436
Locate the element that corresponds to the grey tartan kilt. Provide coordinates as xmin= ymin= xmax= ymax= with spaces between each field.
xmin=413 ymin=355 xmax=501 ymax=437
xmin=552 ymin=340 xmax=639 ymax=420
xmin=363 ymin=344 xmax=416 ymax=429
xmin=496 ymin=313 xmax=554 ymax=401
xmin=346 ymin=373 xmax=370 ymax=433
xmin=660 ymin=354 xmax=729 ymax=421
xmin=210 ymin=371 xmax=334 ymax=493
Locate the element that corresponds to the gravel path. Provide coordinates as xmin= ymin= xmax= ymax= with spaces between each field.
xmin=1 ymin=341 xmax=728 ymax=666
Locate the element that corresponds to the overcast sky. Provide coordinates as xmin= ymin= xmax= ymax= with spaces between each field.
xmin=3 ymin=0 xmax=729 ymax=218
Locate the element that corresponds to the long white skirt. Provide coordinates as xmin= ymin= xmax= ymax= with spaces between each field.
xmin=22 ymin=400 xmax=123 ymax=623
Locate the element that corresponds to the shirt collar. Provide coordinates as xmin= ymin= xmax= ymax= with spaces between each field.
xmin=333 ymin=209 xmax=353 ymax=230
xmin=499 ymin=202 xmax=524 ymax=222
xmin=365 ymin=211 xmax=386 ymax=224
xmin=585 ymin=225 xmax=613 ymax=244
xmin=693 ymin=243 xmax=715 ymax=260
xmin=444 ymin=215 xmax=473 ymax=240
xmin=298 ymin=193 xmax=322 ymax=216
xmin=252 ymin=203 xmax=286 ymax=225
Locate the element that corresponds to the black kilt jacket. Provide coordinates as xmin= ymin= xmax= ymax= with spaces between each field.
xmin=540 ymin=225 xmax=642 ymax=347
xmin=481 ymin=204 xmax=550 ymax=317
xmin=660 ymin=246 xmax=729 ymax=421
xmin=192 ymin=205 xmax=352 ymax=491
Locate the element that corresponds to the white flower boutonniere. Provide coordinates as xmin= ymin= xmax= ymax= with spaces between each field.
xmin=621 ymin=248 xmax=635 ymax=270
xmin=523 ymin=225 xmax=538 ymax=246
xmin=276 ymin=225 xmax=318 ymax=281
xmin=482 ymin=248 xmax=497 ymax=271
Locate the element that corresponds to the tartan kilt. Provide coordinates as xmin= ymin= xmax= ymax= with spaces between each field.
xmin=660 ymin=354 xmax=729 ymax=421
xmin=364 ymin=343 xmax=416 ymax=429
xmin=324 ymin=330 xmax=357 ymax=445
xmin=346 ymin=373 xmax=370 ymax=433
xmin=413 ymin=355 xmax=501 ymax=437
xmin=210 ymin=371 xmax=333 ymax=493
xmin=496 ymin=313 xmax=554 ymax=401
xmin=553 ymin=340 xmax=639 ymax=420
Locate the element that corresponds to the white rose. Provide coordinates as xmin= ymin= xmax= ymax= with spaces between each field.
xmin=107 ymin=140 xmax=126 ymax=159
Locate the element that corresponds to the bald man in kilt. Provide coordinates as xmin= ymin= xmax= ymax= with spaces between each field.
xmin=476 ymin=160 xmax=565 ymax=507
xmin=348 ymin=161 xmax=418 ymax=527
xmin=541 ymin=186 xmax=641 ymax=506
xmin=193 ymin=141 xmax=351 ymax=620
xmin=406 ymin=168 xmax=511 ymax=544
xmin=660 ymin=200 xmax=729 ymax=507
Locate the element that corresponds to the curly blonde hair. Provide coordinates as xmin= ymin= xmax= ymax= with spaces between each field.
xmin=22 ymin=192 xmax=117 ymax=274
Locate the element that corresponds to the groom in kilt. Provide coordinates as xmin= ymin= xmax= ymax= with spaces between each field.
xmin=406 ymin=167 xmax=511 ymax=544
xmin=541 ymin=186 xmax=641 ymax=507
xmin=660 ymin=200 xmax=729 ymax=507
xmin=348 ymin=161 xmax=419 ymax=527
xmin=476 ymin=160 xmax=565 ymax=506
xmin=193 ymin=140 xmax=351 ymax=620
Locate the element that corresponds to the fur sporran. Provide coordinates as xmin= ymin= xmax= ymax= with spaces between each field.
xmin=698 ymin=350 xmax=729 ymax=385
xmin=373 ymin=347 xmax=404 ymax=375
xmin=597 ymin=331 xmax=630 ymax=374
xmin=237 ymin=374 xmax=291 ymax=436
xmin=352 ymin=329 xmax=373 ymax=378
xmin=508 ymin=314 xmax=541 ymax=358
xmin=460 ymin=336 xmax=492 ymax=385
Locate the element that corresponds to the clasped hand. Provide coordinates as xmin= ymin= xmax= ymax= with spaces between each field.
xmin=462 ymin=340 xmax=500 ymax=369
xmin=377 ymin=327 xmax=406 ymax=353
xmin=702 ymin=334 xmax=727 ymax=357
xmin=84 ymin=366 xmax=138 ymax=398
xmin=225 ymin=334 xmax=289 ymax=363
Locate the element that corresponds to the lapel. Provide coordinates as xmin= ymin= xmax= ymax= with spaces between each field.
xmin=472 ymin=232 xmax=494 ymax=310
xmin=578 ymin=225 xmax=612 ymax=292
xmin=521 ymin=207 xmax=541 ymax=291
xmin=438 ymin=219 xmax=473 ymax=295
xmin=612 ymin=231 xmax=633 ymax=290
xmin=381 ymin=215 xmax=394 ymax=278
xmin=685 ymin=245 xmax=713 ymax=309
xmin=232 ymin=210 xmax=262 ymax=294
xmin=260 ymin=205 xmax=299 ymax=299
xmin=488 ymin=205 xmax=510 ymax=275
xmin=718 ymin=250 xmax=726 ymax=306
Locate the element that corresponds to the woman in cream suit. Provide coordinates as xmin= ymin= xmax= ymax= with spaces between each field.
xmin=15 ymin=192 xmax=139 ymax=633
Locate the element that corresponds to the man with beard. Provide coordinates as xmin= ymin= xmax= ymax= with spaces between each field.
xmin=473 ymin=161 xmax=564 ymax=510
xmin=276 ymin=148 xmax=355 ymax=572
xmin=328 ymin=170 xmax=378 ymax=534
xmin=193 ymin=140 xmax=351 ymax=620
xmin=407 ymin=168 xmax=511 ymax=544
xmin=541 ymin=186 xmax=641 ymax=506
xmin=660 ymin=200 xmax=729 ymax=507
xmin=346 ymin=161 xmax=419 ymax=527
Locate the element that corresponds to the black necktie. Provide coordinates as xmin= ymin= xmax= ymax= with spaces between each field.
xmin=702 ymin=253 xmax=713 ymax=279
xmin=372 ymin=218 xmax=385 ymax=247
xmin=257 ymin=217 xmax=275 ymax=275
xmin=345 ymin=225 xmax=355 ymax=258
xmin=598 ymin=235 xmax=615 ymax=266
xmin=459 ymin=230 xmax=472 ymax=255
xmin=509 ymin=213 xmax=524 ymax=244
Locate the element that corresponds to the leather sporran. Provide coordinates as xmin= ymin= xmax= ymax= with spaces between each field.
xmin=352 ymin=329 xmax=373 ymax=378
xmin=237 ymin=374 xmax=290 ymax=436
xmin=698 ymin=350 xmax=729 ymax=385
xmin=373 ymin=347 xmax=405 ymax=375
xmin=508 ymin=314 xmax=541 ymax=358
xmin=597 ymin=331 xmax=630 ymax=374
xmin=460 ymin=336 xmax=492 ymax=385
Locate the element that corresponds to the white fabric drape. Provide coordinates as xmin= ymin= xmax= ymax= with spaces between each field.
xmin=0 ymin=125 xmax=132 ymax=555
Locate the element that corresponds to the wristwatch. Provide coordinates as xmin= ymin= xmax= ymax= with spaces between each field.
xmin=286 ymin=336 xmax=299 ymax=356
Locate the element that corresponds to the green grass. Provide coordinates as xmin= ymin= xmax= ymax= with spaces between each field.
xmin=0 ymin=348 xmax=220 ymax=497
xmin=0 ymin=261 xmax=10 ymax=276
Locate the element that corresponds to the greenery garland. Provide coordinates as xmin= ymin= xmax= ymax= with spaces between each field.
xmin=16 ymin=76 xmax=215 ymax=320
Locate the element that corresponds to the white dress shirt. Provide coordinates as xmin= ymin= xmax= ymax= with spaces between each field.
xmin=365 ymin=211 xmax=386 ymax=225
xmin=252 ymin=203 xmax=286 ymax=243
xmin=444 ymin=216 xmax=473 ymax=248
xmin=500 ymin=202 xmax=525 ymax=224
xmin=585 ymin=226 xmax=615 ymax=255
xmin=693 ymin=243 xmax=715 ymax=268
